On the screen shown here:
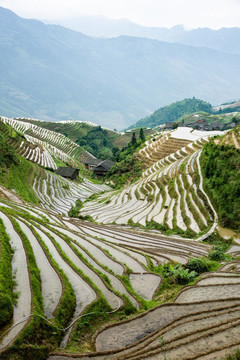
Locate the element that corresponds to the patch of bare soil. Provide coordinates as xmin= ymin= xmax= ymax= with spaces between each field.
xmin=0 ymin=185 xmax=24 ymax=204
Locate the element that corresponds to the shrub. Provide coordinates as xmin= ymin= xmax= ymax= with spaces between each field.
xmin=68 ymin=198 xmax=83 ymax=217
xmin=185 ymin=258 xmax=210 ymax=274
xmin=155 ymin=263 xmax=197 ymax=285
xmin=176 ymin=268 xmax=197 ymax=285
xmin=209 ymin=246 xmax=226 ymax=261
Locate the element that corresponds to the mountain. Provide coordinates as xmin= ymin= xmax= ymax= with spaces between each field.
xmin=43 ymin=15 xmax=184 ymax=41
xmin=128 ymin=98 xmax=213 ymax=129
xmin=44 ymin=15 xmax=240 ymax=55
xmin=1 ymin=7 xmax=240 ymax=129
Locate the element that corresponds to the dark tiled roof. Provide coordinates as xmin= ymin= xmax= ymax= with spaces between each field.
xmin=55 ymin=167 xmax=79 ymax=177
xmin=212 ymin=121 xmax=224 ymax=129
xmin=93 ymin=165 xmax=108 ymax=173
xmin=78 ymin=150 xmax=96 ymax=164
xmin=85 ymin=158 xmax=103 ymax=166
xmin=98 ymin=159 xmax=115 ymax=170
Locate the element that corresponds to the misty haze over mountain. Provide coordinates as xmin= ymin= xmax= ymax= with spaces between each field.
xmin=1 ymin=7 xmax=240 ymax=129
xmin=43 ymin=15 xmax=240 ymax=55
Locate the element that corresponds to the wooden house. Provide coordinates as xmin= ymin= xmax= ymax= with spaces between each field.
xmin=55 ymin=167 xmax=79 ymax=180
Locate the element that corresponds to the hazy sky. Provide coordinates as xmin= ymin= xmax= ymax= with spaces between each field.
xmin=0 ymin=0 xmax=240 ymax=29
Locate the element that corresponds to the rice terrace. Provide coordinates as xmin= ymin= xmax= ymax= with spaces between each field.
xmin=0 ymin=106 xmax=239 ymax=360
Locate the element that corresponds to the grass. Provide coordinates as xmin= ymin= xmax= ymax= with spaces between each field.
xmin=222 ymin=349 xmax=240 ymax=360
xmin=66 ymin=296 xmax=112 ymax=353
xmin=203 ymin=232 xmax=233 ymax=252
xmin=154 ymin=257 xmax=220 ymax=303
xmin=0 ymin=218 xmax=14 ymax=326
xmin=0 ymin=155 xmax=40 ymax=204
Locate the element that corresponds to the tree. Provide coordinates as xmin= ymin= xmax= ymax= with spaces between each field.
xmin=139 ymin=128 xmax=145 ymax=141
xmin=131 ymin=132 xmax=137 ymax=146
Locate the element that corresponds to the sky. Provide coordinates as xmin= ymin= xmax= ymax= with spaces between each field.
xmin=0 ymin=0 xmax=240 ymax=29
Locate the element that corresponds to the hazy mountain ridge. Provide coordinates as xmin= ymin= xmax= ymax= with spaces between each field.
xmin=44 ymin=15 xmax=240 ymax=55
xmin=1 ymin=7 xmax=240 ymax=129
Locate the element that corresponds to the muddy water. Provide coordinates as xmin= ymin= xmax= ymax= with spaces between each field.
xmin=175 ymin=284 xmax=240 ymax=303
xmin=0 ymin=211 xmax=31 ymax=350
xmin=129 ymin=273 xmax=161 ymax=301
xmin=217 ymin=226 xmax=240 ymax=242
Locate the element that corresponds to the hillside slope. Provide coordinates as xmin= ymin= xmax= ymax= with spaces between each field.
xmin=1 ymin=121 xmax=240 ymax=360
xmin=0 ymin=121 xmax=109 ymax=213
xmin=129 ymin=98 xmax=212 ymax=129
xmin=19 ymin=119 xmax=120 ymax=159
xmin=201 ymin=126 xmax=240 ymax=231
xmin=80 ymin=127 xmax=222 ymax=238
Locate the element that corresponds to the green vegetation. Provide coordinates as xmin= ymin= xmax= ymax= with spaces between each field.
xmin=222 ymin=349 xmax=240 ymax=360
xmin=153 ymin=259 xmax=202 ymax=304
xmin=203 ymin=232 xmax=233 ymax=251
xmin=0 ymin=129 xmax=19 ymax=169
xmin=154 ymin=257 xmax=220 ymax=304
xmin=0 ymin=155 xmax=40 ymax=204
xmin=68 ymin=296 xmax=111 ymax=352
xmin=0 ymin=218 xmax=14 ymax=326
xmin=129 ymin=98 xmax=212 ymax=129
xmin=154 ymin=257 xmax=218 ymax=287
xmin=155 ymin=262 xmax=197 ymax=285
xmin=106 ymin=130 xmax=146 ymax=188
xmin=201 ymin=139 xmax=240 ymax=230
xmin=29 ymin=121 xmax=120 ymax=160
xmin=0 ymin=122 xmax=40 ymax=204
xmin=203 ymin=232 xmax=233 ymax=262
xmin=75 ymin=125 xmax=117 ymax=159
xmin=185 ymin=257 xmax=219 ymax=274
xmin=68 ymin=199 xmax=83 ymax=218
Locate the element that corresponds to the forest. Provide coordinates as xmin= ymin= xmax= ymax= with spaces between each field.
xmin=129 ymin=97 xmax=212 ymax=129
xmin=201 ymin=139 xmax=240 ymax=230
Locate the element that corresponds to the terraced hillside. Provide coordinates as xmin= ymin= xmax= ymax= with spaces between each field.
xmin=138 ymin=132 xmax=191 ymax=167
xmin=0 ymin=162 xmax=108 ymax=216
xmin=215 ymin=125 xmax=240 ymax=148
xmin=0 ymin=197 xmax=222 ymax=358
xmin=81 ymin=127 xmax=222 ymax=238
xmin=0 ymin=117 xmax=85 ymax=166
xmin=12 ymin=118 xmax=121 ymax=159
xmin=1 ymin=122 xmax=240 ymax=360
xmin=0 ymin=120 xmax=109 ymax=214
xmin=1 ymin=192 xmax=240 ymax=360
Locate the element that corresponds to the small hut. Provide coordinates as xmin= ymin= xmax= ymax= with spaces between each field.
xmin=55 ymin=167 xmax=79 ymax=180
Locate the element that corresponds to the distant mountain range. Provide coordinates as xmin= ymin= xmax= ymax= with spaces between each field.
xmin=1 ymin=7 xmax=240 ymax=129
xmin=44 ymin=15 xmax=240 ymax=55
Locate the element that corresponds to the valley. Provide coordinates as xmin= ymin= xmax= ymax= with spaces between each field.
xmin=0 ymin=114 xmax=239 ymax=360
